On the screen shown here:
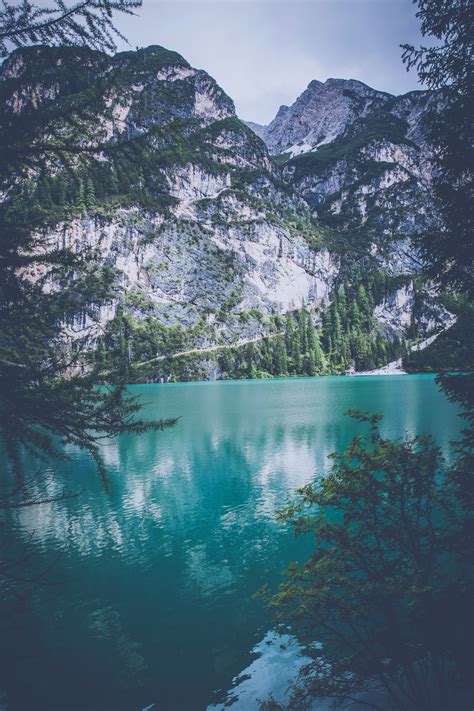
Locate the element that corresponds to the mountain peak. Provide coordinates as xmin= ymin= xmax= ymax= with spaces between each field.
xmin=2 ymin=42 xmax=235 ymax=129
xmin=324 ymin=77 xmax=364 ymax=88
xmin=116 ymin=44 xmax=190 ymax=71
xmin=254 ymin=77 xmax=394 ymax=154
xmin=307 ymin=79 xmax=324 ymax=91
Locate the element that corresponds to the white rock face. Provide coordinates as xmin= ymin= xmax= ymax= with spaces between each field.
xmin=43 ymin=171 xmax=339 ymax=340
xmin=8 ymin=44 xmax=338 ymax=342
xmin=155 ymin=65 xmax=196 ymax=82
xmin=191 ymin=73 xmax=235 ymax=122
xmin=362 ymin=141 xmax=433 ymax=185
xmin=167 ymin=165 xmax=231 ymax=203
xmin=194 ymin=87 xmax=225 ymax=120
xmin=245 ymin=77 xmax=439 ymax=252
xmin=101 ymin=94 xmax=133 ymax=139
xmin=375 ymin=284 xmax=414 ymax=334
xmin=391 ymin=91 xmax=442 ymax=147
xmin=283 ymin=142 xmax=313 ymax=158
xmin=1 ymin=52 xmax=25 ymax=79
xmin=250 ymin=78 xmax=435 ymax=158
xmin=283 ymin=141 xmax=437 ymax=243
xmin=6 ymin=82 xmax=60 ymax=113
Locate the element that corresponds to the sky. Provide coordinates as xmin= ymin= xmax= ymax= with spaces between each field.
xmin=114 ymin=0 xmax=426 ymax=125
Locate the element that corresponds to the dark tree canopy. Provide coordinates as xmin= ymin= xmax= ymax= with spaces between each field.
xmin=402 ymin=0 xmax=472 ymax=95
xmin=402 ymin=0 xmax=474 ymax=297
xmin=0 ymin=0 xmax=178 ymax=490
xmin=402 ymin=0 xmax=474 ymax=497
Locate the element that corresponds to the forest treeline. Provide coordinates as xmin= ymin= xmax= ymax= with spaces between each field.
xmin=95 ymin=272 xmax=410 ymax=381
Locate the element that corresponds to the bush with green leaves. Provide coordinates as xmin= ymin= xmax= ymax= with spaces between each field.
xmin=262 ymin=412 xmax=473 ymax=711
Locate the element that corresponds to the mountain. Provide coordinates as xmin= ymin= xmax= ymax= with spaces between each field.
xmin=247 ymin=78 xmax=391 ymax=156
xmin=246 ymin=79 xmax=443 ymax=249
xmin=1 ymin=45 xmax=452 ymax=381
xmin=246 ymin=77 xmax=437 ymax=159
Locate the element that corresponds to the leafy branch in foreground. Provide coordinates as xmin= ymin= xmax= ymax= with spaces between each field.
xmin=2 ymin=372 xmax=178 ymax=490
xmin=0 ymin=0 xmax=140 ymax=58
xmin=0 ymin=1 xmax=180 ymax=490
xmin=0 ymin=193 xmax=177 ymax=487
xmin=402 ymin=0 xmax=473 ymax=298
xmin=262 ymin=412 xmax=473 ymax=711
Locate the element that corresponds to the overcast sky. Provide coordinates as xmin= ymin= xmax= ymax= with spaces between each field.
xmin=114 ymin=0 xmax=425 ymax=124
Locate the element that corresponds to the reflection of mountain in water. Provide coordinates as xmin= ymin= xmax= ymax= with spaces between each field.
xmin=14 ymin=377 xmax=458 ymax=558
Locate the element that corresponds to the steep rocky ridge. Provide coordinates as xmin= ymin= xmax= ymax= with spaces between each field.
xmin=249 ymin=78 xmax=391 ymax=156
xmin=248 ymin=81 xmax=443 ymax=247
xmin=1 ymin=45 xmax=451 ymax=380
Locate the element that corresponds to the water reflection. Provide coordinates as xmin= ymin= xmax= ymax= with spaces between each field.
xmin=207 ymin=631 xmax=317 ymax=711
xmin=0 ymin=376 xmax=461 ymax=711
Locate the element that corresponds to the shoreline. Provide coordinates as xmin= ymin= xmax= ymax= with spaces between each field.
xmin=124 ymin=371 xmax=437 ymax=386
xmin=127 ymin=323 xmax=455 ymax=385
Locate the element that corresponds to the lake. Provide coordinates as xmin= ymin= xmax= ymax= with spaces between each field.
xmin=0 ymin=375 xmax=461 ymax=711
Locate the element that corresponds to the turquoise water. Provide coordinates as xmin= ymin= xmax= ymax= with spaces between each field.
xmin=0 ymin=376 xmax=461 ymax=711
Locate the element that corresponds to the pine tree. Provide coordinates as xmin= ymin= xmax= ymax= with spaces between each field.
xmin=341 ymin=332 xmax=351 ymax=368
xmin=36 ymin=179 xmax=53 ymax=209
xmin=218 ymin=349 xmax=235 ymax=378
xmin=52 ymin=175 xmax=67 ymax=208
xmin=337 ymin=287 xmax=348 ymax=330
xmin=313 ymin=330 xmax=326 ymax=374
xmin=375 ymin=331 xmax=388 ymax=366
xmin=303 ymin=350 xmax=316 ymax=377
xmin=0 ymin=0 xmax=141 ymax=60
xmin=272 ymin=337 xmax=288 ymax=376
xmin=306 ymin=315 xmax=316 ymax=353
xmin=321 ymin=307 xmax=333 ymax=352
xmin=285 ymin=313 xmax=295 ymax=358
xmin=298 ymin=310 xmax=308 ymax=355
xmin=291 ymin=330 xmax=302 ymax=374
xmin=357 ymin=284 xmax=370 ymax=317
xmin=348 ymin=300 xmax=361 ymax=330
xmin=390 ymin=332 xmax=401 ymax=360
xmin=246 ymin=342 xmax=257 ymax=378
xmin=402 ymin=0 xmax=473 ymax=297
xmin=86 ymin=178 xmax=96 ymax=210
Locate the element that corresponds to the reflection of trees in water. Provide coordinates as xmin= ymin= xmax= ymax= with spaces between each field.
xmin=6 ymin=420 xmax=332 ymax=559
xmin=3 ymin=379 xmax=460 ymax=568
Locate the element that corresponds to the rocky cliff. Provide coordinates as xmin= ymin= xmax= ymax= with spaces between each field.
xmin=250 ymin=78 xmax=442 ymax=245
xmin=1 ymin=45 xmax=451 ymax=380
